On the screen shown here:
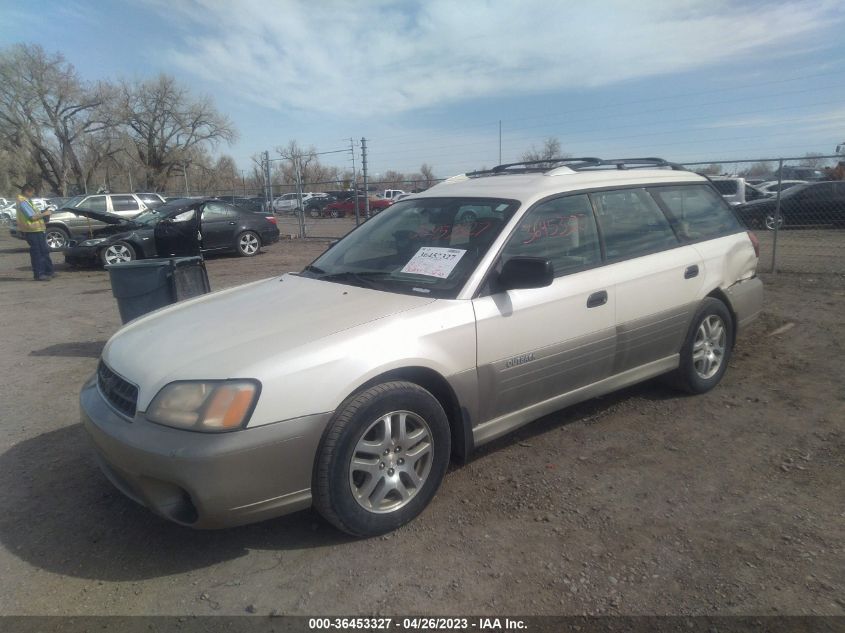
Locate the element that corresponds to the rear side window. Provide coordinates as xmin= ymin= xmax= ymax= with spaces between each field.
xmin=81 ymin=196 xmax=106 ymax=212
xmin=501 ymin=194 xmax=601 ymax=277
xmin=111 ymin=195 xmax=140 ymax=212
xmin=650 ymin=185 xmax=742 ymax=241
xmin=591 ymin=188 xmax=678 ymax=261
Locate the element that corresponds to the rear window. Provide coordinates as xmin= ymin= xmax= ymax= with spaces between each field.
xmin=650 ymin=185 xmax=742 ymax=241
xmin=711 ymin=180 xmax=738 ymax=195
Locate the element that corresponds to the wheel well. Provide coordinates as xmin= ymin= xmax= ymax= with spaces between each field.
xmin=45 ymin=222 xmax=69 ymax=235
xmin=355 ymin=367 xmax=473 ymax=463
xmin=706 ymin=287 xmax=737 ymax=348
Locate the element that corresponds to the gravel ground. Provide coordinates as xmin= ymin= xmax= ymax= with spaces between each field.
xmin=0 ymin=229 xmax=842 ymax=617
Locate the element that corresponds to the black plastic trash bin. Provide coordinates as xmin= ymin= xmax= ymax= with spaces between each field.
xmin=106 ymin=256 xmax=211 ymax=324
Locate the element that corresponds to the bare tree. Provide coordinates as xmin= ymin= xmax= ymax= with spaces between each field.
xmin=419 ymin=163 xmax=436 ymax=188
xmin=799 ymin=152 xmax=828 ymax=168
xmin=521 ymin=137 xmax=570 ymax=165
xmin=119 ymin=74 xmax=236 ymax=191
xmin=0 ymin=44 xmax=114 ymax=194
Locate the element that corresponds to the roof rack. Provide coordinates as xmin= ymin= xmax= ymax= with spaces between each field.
xmin=467 ymin=157 xmax=603 ymax=177
xmin=467 ymin=156 xmax=686 ymax=177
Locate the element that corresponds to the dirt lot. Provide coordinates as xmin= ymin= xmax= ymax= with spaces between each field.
xmin=0 ymin=229 xmax=842 ymax=617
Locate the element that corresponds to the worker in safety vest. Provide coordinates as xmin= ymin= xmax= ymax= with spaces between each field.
xmin=16 ymin=183 xmax=55 ymax=281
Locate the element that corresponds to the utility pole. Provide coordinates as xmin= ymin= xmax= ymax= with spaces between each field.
xmin=498 ymin=120 xmax=502 ymax=164
xmin=263 ymin=150 xmax=273 ymax=211
xmin=361 ymin=137 xmax=370 ymax=219
xmin=183 ymin=163 xmax=190 ymax=196
xmin=294 ymin=153 xmax=306 ymax=238
xmin=350 ymin=138 xmax=360 ymax=225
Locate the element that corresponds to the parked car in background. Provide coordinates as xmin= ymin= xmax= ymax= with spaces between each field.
xmin=323 ymin=195 xmax=392 ymax=218
xmin=757 ymin=180 xmax=807 ymax=197
xmin=81 ymin=156 xmax=762 ymax=536
xmin=34 ymin=192 xmax=167 ymax=250
xmin=735 ymin=181 xmax=845 ymax=229
xmin=775 ymin=166 xmax=826 ymax=182
xmin=710 ymin=177 xmax=767 ymax=206
xmin=64 ymin=197 xmax=279 ymax=266
xmin=305 ymin=195 xmax=338 ymax=217
xmin=382 ymin=189 xmax=407 ymax=201
xmin=272 ymin=192 xmax=327 ymax=214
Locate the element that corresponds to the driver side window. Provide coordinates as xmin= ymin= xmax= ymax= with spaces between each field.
xmin=500 ymin=194 xmax=601 ymax=277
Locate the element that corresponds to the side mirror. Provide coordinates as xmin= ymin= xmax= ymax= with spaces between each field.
xmin=498 ymin=257 xmax=554 ymax=291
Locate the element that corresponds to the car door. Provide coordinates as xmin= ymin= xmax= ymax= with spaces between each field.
xmin=794 ymin=182 xmax=836 ymax=226
xmin=590 ymin=187 xmax=702 ymax=374
xmin=200 ymin=202 xmax=239 ymax=250
xmin=472 ymin=193 xmax=615 ymax=438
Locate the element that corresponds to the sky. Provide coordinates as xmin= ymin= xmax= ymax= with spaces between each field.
xmin=2 ymin=0 xmax=845 ymax=181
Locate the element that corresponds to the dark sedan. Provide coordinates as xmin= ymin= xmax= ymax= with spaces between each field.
xmin=64 ymin=198 xmax=280 ymax=266
xmin=735 ymin=181 xmax=845 ymax=230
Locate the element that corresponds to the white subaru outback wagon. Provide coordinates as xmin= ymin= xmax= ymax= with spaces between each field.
xmin=82 ymin=157 xmax=763 ymax=536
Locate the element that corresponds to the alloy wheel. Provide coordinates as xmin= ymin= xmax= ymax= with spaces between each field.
xmin=103 ymin=244 xmax=133 ymax=264
xmin=692 ymin=315 xmax=726 ymax=380
xmin=348 ymin=410 xmax=433 ymax=514
xmin=239 ymin=232 xmax=259 ymax=255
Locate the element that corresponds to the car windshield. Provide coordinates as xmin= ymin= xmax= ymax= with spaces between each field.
xmin=133 ymin=199 xmax=196 ymax=225
xmin=301 ymin=197 xmax=520 ymax=298
xmin=63 ymin=195 xmax=87 ymax=208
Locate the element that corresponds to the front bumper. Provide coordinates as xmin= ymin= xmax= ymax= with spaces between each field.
xmin=64 ymin=244 xmax=100 ymax=266
xmin=80 ymin=375 xmax=332 ymax=528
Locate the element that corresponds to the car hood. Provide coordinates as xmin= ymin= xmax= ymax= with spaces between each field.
xmin=61 ymin=206 xmax=133 ymax=225
xmin=102 ymin=273 xmax=436 ymax=409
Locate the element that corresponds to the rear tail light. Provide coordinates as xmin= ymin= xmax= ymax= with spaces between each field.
xmin=265 ymin=215 xmax=277 ymax=225
xmin=747 ymin=230 xmax=760 ymax=258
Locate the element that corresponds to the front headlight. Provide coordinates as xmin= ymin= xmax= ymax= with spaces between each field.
xmin=80 ymin=238 xmax=107 ymax=246
xmin=146 ymin=380 xmax=260 ymax=432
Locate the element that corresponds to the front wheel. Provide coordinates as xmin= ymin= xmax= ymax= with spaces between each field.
xmin=671 ymin=298 xmax=733 ymax=394
xmin=45 ymin=227 xmax=70 ymax=251
xmin=308 ymin=208 xmax=321 ymax=218
xmin=313 ymin=381 xmax=451 ymax=537
xmin=236 ymin=231 xmax=261 ymax=257
xmin=101 ymin=241 xmax=136 ymax=266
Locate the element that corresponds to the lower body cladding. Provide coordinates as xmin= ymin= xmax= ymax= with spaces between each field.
xmin=80 ymin=376 xmax=332 ymax=528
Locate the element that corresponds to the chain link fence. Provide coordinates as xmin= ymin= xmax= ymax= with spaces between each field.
xmin=162 ymin=156 xmax=845 ymax=273
xmin=680 ymin=155 xmax=845 ymax=274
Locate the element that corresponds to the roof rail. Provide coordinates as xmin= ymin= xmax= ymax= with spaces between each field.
xmin=592 ymin=157 xmax=686 ymax=171
xmin=467 ymin=157 xmax=603 ymax=177
xmin=467 ymin=156 xmax=687 ymax=178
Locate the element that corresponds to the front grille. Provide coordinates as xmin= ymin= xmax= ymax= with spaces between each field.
xmin=97 ymin=360 xmax=138 ymax=418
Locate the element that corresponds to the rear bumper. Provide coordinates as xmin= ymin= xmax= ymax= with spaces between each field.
xmin=80 ymin=375 xmax=332 ymax=528
xmin=726 ymin=276 xmax=764 ymax=331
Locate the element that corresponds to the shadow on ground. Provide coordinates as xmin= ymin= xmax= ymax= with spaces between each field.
xmin=30 ymin=341 xmax=108 ymax=358
xmin=0 ymin=424 xmax=352 ymax=581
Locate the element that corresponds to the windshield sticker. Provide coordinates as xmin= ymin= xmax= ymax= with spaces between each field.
xmin=401 ymin=247 xmax=467 ymax=278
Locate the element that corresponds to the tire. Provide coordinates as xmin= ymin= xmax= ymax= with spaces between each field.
xmin=236 ymin=230 xmax=260 ymax=257
xmin=308 ymin=207 xmax=321 ymax=219
xmin=45 ymin=227 xmax=70 ymax=251
xmin=671 ymin=298 xmax=734 ymax=394
xmin=764 ymin=213 xmax=783 ymax=230
xmin=313 ymin=381 xmax=451 ymax=537
xmin=100 ymin=241 xmax=136 ymax=266
xmin=329 ymin=209 xmax=340 ymax=219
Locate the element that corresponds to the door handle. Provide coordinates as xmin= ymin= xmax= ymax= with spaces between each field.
xmin=587 ymin=290 xmax=608 ymax=308
xmin=684 ymin=265 xmax=699 ymax=279
xmin=228 ymin=221 xmax=237 ymax=225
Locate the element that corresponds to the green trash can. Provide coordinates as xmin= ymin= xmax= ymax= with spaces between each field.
xmin=106 ymin=257 xmax=210 ymax=324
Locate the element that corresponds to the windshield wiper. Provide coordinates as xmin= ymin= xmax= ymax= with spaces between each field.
xmin=302 ymin=264 xmax=326 ymax=274
xmin=316 ymin=271 xmax=391 ymax=290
